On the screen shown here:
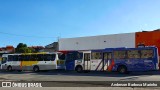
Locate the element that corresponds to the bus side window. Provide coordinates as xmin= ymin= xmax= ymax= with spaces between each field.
xmin=44 ymin=54 xmax=51 ymax=61
xmin=77 ymin=53 xmax=83 ymax=59
xmin=103 ymin=53 xmax=112 ymax=60
xmin=21 ymin=55 xmax=25 ymax=61
xmin=43 ymin=54 xmax=47 ymax=61
xmin=127 ymin=50 xmax=140 ymax=59
xmin=47 ymin=54 xmax=52 ymax=61
xmin=30 ymin=55 xmax=37 ymax=61
xmin=14 ymin=55 xmax=19 ymax=61
xmin=141 ymin=49 xmax=153 ymax=59
xmin=91 ymin=52 xmax=95 ymax=59
xmin=8 ymin=55 xmax=13 ymax=61
xmin=22 ymin=55 xmax=30 ymax=61
xmin=51 ymin=54 xmax=56 ymax=61
xmin=114 ymin=51 xmax=126 ymax=59
xmin=91 ymin=52 xmax=101 ymax=59
xmin=114 ymin=51 xmax=118 ymax=59
xmin=103 ymin=53 xmax=108 ymax=60
xmin=37 ymin=54 xmax=43 ymax=61
xmin=46 ymin=54 xmax=55 ymax=61
xmin=114 ymin=51 xmax=125 ymax=59
xmin=18 ymin=55 xmax=22 ymax=61
xmin=25 ymin=55 xmax=30 ymax=61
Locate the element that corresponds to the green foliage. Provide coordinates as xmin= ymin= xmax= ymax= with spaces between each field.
xmin=15 ymin=43 xmax=33 ymax=53
xmin=17 ymin=43 xmax=27 ymax=48
xmin=29 ymin=47 xmax=36 ymax=53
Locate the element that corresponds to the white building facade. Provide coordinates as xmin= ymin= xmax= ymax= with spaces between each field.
xmin=59 ymin=33 xmax=136 ymax=51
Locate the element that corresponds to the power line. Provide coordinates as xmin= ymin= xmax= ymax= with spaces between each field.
xmin=0 ymin=31 xmax=58 ymax=38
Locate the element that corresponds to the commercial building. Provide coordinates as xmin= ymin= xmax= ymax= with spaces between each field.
xmin=59 ymin=29 xmax=160 ymax=53
xmin=59 ymin=33 xmax=135 ymax=51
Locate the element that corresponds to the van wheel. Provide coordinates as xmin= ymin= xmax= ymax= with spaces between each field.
xmin=7 ymin=66 xmax=12 ymax=71
xmin=118 ymin=65 xmax=127 ymax=74
xmin=75 ymin=66 xmax=83 ymax=73
xmin=33 ymin=66 xmax=39 ymax=72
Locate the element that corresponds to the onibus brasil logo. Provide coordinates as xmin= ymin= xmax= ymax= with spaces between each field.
xmin=2 ymin=82 xmax=42 ymax=87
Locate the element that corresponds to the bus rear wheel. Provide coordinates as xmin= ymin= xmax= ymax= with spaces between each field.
xmin=7 ymin=66 xmax=12 ymax=71
xmin=75 ymin=66 xmax=83 ymax=73
xmin=33 ymin=66 xmax=39 ymax=72
xmin=117 ymin=65 xmax=127 ymax=74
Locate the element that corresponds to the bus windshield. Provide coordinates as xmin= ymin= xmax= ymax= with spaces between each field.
xmin=2 ymin=57 xmax=7 ymax=64
xmin=58 ymin=53 xmax=65 ymax=60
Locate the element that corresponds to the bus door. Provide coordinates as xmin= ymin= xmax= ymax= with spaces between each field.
xmin=57 ymin=53 xmax=65 ymax=69
xmin=102 ymin=52 xmax=112 ymax=71
xmin=65 ymin=52 xmax=77 ymax=70
xmin=84 ymin=53 xmax=91 ymax=71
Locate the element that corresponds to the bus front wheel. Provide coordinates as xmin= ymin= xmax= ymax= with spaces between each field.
xmin=75 ymin=66 xmax=83 ymax=73
xmin=7 ymin=66 xmax=12 ymax=71
xmin=33 ymin=66 xmax=39 ymax=72
xmin=117 ymin=65 xmax=127 ymax=74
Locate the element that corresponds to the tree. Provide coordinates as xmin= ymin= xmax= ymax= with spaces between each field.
xmin=15 ymin=43 xmax=33 ymax=53
xmin=17 ymin=43 xmax=27 ymax=48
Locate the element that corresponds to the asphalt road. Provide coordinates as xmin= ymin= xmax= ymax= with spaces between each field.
xmin=0 ymin=70 xmax=160 ymax=81
xmin=0 ymin=70 xmax=160 ymax=90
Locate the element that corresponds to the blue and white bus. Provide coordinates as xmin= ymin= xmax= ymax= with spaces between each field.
xmin=103 ymin=46 xmax=159 ymax=73
xmin=65 ymin=50 xmax=105 ymax=72
xmin=65 ymin=46 xmax=159 ymax=73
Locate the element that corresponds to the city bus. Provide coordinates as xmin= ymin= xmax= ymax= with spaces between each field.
xmin=65 ymin=50 xmax=103 ymax=72
xmin=1 ymin=52 xmax=65 ymax=72
xmin=67 ymin=47 xmax=159 ymax=73
xmin=65 ymin=51 xmax=83 ymax=71
xmin=102 ymin=46 xmax=159 ymax=73
xmin=0 ymin=52 xmax=8 ymax=67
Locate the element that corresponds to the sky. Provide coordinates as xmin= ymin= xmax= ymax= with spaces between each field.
xmin=0 ymin=0 xmax=160 ymax=47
